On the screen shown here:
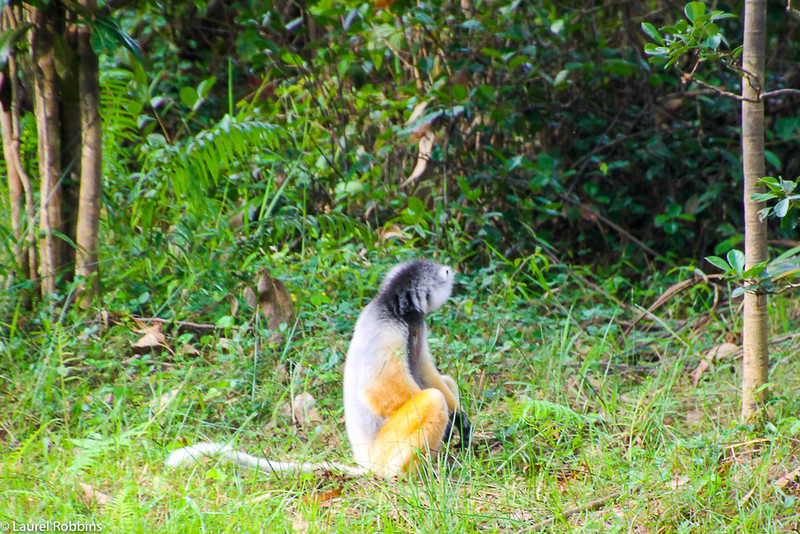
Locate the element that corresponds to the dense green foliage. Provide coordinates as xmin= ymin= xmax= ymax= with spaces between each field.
xmin=3 ymin=0 xmax=800 ymax=300
xmin=91 ymin=0 xmax=800 ymax=279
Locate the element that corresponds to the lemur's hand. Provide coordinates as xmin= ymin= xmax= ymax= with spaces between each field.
xmin=443 ymin=410 xmax=472 ymax=449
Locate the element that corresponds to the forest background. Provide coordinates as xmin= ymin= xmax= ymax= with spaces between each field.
xmin=1 ymin=0 xmax=800 ymax=532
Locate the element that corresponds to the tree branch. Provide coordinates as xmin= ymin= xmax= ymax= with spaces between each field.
xmin=682 ymin=71 xmax=800 ymax=102
xmin=682 ymin=72 xmax=759 ymax=102
xmin=761 ymin=88 xmax=800 ymax=98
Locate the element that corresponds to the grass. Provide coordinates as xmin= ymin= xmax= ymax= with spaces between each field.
xmin=1 ymin=254 xmax=799 ymax=533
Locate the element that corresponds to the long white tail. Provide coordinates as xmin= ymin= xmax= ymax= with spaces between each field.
xmin=166 ymin=442 xmax=369 ymax=476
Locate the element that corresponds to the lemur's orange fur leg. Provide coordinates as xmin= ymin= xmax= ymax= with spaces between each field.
xmin=367 ymin=388 xmax=449 ymax=476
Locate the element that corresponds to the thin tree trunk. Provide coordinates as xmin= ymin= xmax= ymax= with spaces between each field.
xmin=8 ymin=46 xmax=39 ymax=287
xmin=1 ymin=7 xmax=36 ymax=295
xmin=29 ymin=5 xmax=64 ymax=297
xmin=1 ymin=66 xmax=26 ymax=287
xmin=74 ymin=0 xmax=103 ymax=307
xmin=59 ymin=16 xmax=82 ymax=289
xmin=741 ymin=0 xmax=769 ymax=423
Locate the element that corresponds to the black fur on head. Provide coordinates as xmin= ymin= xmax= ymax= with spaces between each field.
xmin=376 ymin=260 xmax=453 ymax=324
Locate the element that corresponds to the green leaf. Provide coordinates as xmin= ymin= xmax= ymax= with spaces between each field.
xmin=179 ymin=86 xmax=198 ymax=109
xmin=508 ymin=55 xmax=529 ymax=69
xmin=706 ymin=256 xmax=731 ymax=273
xmin=714 ymin=235 xmax=743 ymax=256
xmin=693 ymin=13 xmax=712 ymax=26
xmin=412 ymin=10 xmax=435 ymax=26
xmin=281 ymin=52 xmax=305 ymax=67
xmin=480 ymin=47 xmax=503 ymax=59
xmin=552 ymin=70 xmax=569 ymax=87
xmin=764 ymin=150 xmax=782 ymax=170
xmin=477 ymin=85 xmax=496 ymax=100
xmin=774 ymin=198 xmax=790 ymax=218
xmin=743 ymin=262 xmax=767 ymax=279
xmin=727 ymin=249 xmax=745 ymax=274
xmin=641 ymin=22 xmax=664 ymax=45
xmin=643 ymin=43 xmax=662 ymax=56
xmin=685 ymin=2 xmax=706 ymax=23
xmin=780 ymin=177 xmax=798 ymax=194
xmin=710 ymin=10 xmax=737 ymax=21
xmin=88 ymin=16 xmax=143 ymax=64
xmin=773 ymin=245 xmax=800 ymax=264
xmin=402 ymin=197 xmax=426 ymax=225
xmin=460 ymin=19 xmax=483 ymax=30
xmin=704 ymin=33 xmax=722 ymax=50
xmin=751 ymin=192 xmax=776 ymax=202
xmin=334 ymin=180 xmax=365 ymax=197
xmin=197 ymin=77 xmax=216 ymax=99
xmin=451 ymin=84 xmax=467 ymax=100
xmin=601 ymin=59 xmax=635 ymax=77
xmin=216 ymin=315 xmax=235 ymax=328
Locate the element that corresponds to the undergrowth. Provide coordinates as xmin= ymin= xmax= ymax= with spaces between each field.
xmin=1 ymin=249 xmax=799 ymax=533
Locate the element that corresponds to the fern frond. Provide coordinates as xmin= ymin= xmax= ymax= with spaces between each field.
xmin=133 ymin=114 xmax=284 ymax=228
xmin=100 ymin=68 xmax=143 ymax=181
xmin=509 ymin=396 xmax=603 ymax=427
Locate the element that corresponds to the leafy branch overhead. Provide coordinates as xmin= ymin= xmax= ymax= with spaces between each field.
xmin=642 ymin=1 xmax=800 ymax=101
xmin=642 ymin=2 xmax=738 ymax=68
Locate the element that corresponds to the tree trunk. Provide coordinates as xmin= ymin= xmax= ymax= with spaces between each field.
xmin=740 ymin=0 xmax=769 ymax=423
xmin=1 ymin=6 xmax=37 ymax=295
xmin=0 ymin=66 xmax=26 ymax=287
xmin=74 ymin=0 xmax=103 ymax=307
xmin=8 ymin=45 xmax=38 ymax=287
xmin=29 ymin=4 xmax=64 ymax=297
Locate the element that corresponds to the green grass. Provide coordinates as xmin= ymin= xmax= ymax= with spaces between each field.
xmin=1 ymin=256 xmax=799 ymax=533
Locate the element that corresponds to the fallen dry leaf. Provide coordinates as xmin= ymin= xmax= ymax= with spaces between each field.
xmin=79 ymin=482 xmax=111 ymax=507
xmin=669 ymin=475 xmax=691 ymax=490
xmin=178 ymin=343 xmax=201 ymax=357
xmin=709 ymin=343 xmax=739 ymax=360
xmin=685 ymin=408 xmax=705 ymax=427
xmin=132 ymin=324 xmax=167 ymax=354
xmin=690 ymin=342 xmax=739 ymax=386
xmin=302 ymin=488 xmax=342 ymax=506
xmin=292 ymin=513 xmax=309 ymax=534
xmin=378 ymin=223 xmax=406 ymax=242
xmin=243 ymin=286 xmax=258 ymax=310
xmin=228 ymin=294 xmax=239 ymax=317
xmin=257 ymin=269 xmax=294 ymax=340
xmin=775 ymin=465 xmax=800 ymax=490
xmin=292 ymin=393 xmax=323 ymax=427
xmin=689 ymin=359 xmax=710 ymax=387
